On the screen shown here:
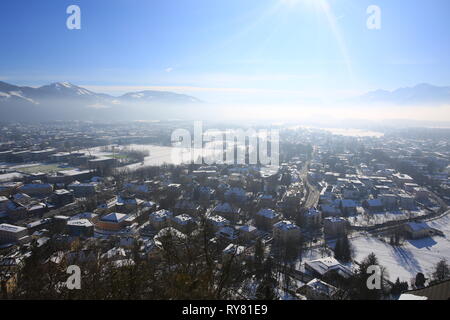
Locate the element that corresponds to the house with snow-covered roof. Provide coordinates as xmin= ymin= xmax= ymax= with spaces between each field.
xmin=363 ymin=198 xmax=384 ymax=213
xmin=273 ymin=220 xmax=301 ymax=243
xmin=255 ymin=208 xmax=280 ymax=231
xmin=206 ymin=215 xmax=230 ymax=232
xmin=297 ymin=278 xmax=339 ymax=300
xmin=237 ymin=225 xmax=258 ymax=243
xmin=304 ymin=256 xmax=353 ymax=280
xmin=95 ymin=212 xmax=129 ymax=231
xmin=404 ymin=221 xmax=434 ymax=239
xmin=171 ymin=214 xmax=197 ymax=234
xmin=149 ymin=209 xmax=173 ymax=230
xmin=216 ymin=226 xmax=238 ymax=242
xmin=213 ymin=202 xmax=241 ymax=222
xmin=323 ymin=217 xmax=348 ymax=237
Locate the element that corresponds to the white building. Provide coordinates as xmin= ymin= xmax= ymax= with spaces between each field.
xmin=297 ymin=278 xmax=338 ymax=300
xmin=304 ymin=256 xmax=353 ymax=279
xmin=0 ymin=223 xmax=29 ymax=244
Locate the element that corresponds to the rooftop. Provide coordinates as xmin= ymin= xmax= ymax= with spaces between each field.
xmin=0 ymin=223 xmax=27 ymax=233
xmin=100 ymin=212 xmax=128 ymax=223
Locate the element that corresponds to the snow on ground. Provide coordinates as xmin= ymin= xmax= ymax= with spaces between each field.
xmin=83 ymin=144 xmax=182 ymax=168
xmin=348 ymin=209 xmax=428 ymax=227
xmin=294 ymin=246 xmax=334 ymax=271
xmin=351 ymin=214 xmax=450 ymax=283
xmin=0 ymin=172 xmax=23 ymax=182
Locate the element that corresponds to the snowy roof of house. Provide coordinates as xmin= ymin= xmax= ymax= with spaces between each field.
xmin=223 ymin=243 xmax=245 ymax=255
xmin=100 ymin=212 xmax=127 ymax=223
xmin=111 ymin=259 xmax=135 ymax=268
xmin=117 ymin=196 xmax=144 ymax=206
xmin=54 ymin=189 xmax=71 ymax=195
xmin=150 ymin=209 xmax=173 ymax=221
xmin=273 ymin=220 xmax=300 ymax=231
xmin=207 ymin=215 xmax=229 ymax=225
xmin=71 ymin=212 xmax=98 ymax=220
xmin=305 ymin=278 xmax=338 ymax=296
xmin=0 ymin=223 xmax=27 ymax=233
xmin=102 ymin=247 xmax=126 ymax=259
xmin=238 ymin=225 xmax=257 ymax=233
xmin=67 ymin=219 xmax=93 ymax=228
xmin=405 ymin=221 xmax=431 ymax=232
xmin=26 ymin=218 xmax=51 ymax=228
xmin=305 ymin=257 xmax=353 ymax=278
xmin=256 ymin=208 xmax=279 ymax=219
xmin=172 ymin=214 xmax=194 ymax=225
xmin=324 ymin=217 xmax=347 ymax=223
xmin=393 ymin=173 xmax=413 ymax=180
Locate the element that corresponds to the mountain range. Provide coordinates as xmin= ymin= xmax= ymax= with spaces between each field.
xmin=1 ymin=81 xmax=449 ymax=121
xmin=0 ymin=81 xmax=202 ymax=121
xmin=355 ymin=83 xmax=450 ymax=106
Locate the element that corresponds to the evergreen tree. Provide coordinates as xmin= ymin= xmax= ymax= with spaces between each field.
xmin=415 ymin=272 xmax=426 ymax=288
xmin=350 ymin=253 xmax=386 ymax=300
xmin=340 ymin=235 xmax=352 ymax=262
xmin=255 ymin=258 xmax=278 ymax=300
xmin=432 ymin=258 xmax=450 ymax=282
xmin=334 ymin=235 xmax=352 ymax=262
xmin=334 ymin=238 xmax=342 ymax=260
xmin=254 ymin=239 xmax=265 ymax=279
xmin=390 ymin=277 xmax=409 ymax=296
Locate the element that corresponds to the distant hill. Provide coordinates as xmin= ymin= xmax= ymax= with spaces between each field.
xmin=0 ymin=81 xmax=203 ymax=121
xmin=355 ymin=83 xmax=450 ymax=106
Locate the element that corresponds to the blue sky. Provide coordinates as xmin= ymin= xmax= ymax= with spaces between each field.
xmin=0 ymin=0 xmax=449 ymax=103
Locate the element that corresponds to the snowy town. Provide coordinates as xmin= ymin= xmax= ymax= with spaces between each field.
xmin=0 ymin=121 xmax=449 ymax=300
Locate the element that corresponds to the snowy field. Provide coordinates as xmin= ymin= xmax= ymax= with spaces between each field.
xmin=351 ymin=213 xmax=450 ymax=283
xmin=347 ymin=209 xmax=429 ymax=227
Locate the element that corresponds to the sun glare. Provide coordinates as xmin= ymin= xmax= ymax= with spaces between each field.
xmin=279 ymin=0 xmax=319 ymax=9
